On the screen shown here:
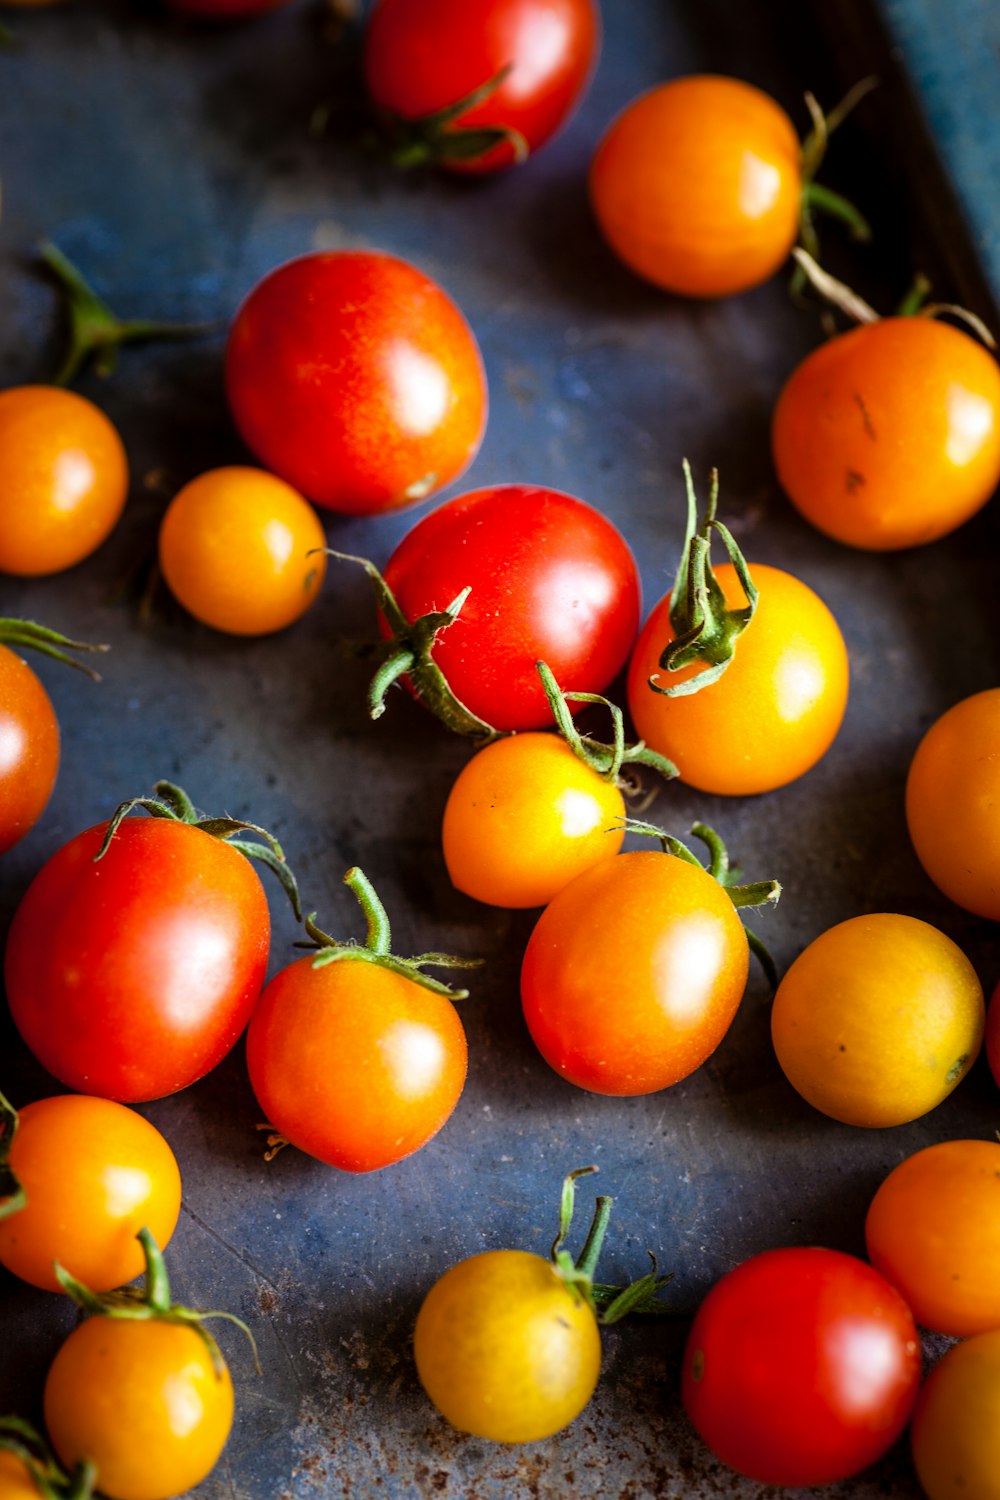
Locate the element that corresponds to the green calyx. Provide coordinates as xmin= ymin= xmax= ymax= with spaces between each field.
xmin=55 ymin=1227 xmax=260 ymax=1380
xmin=649 ymin=461 xmax=757 ymax=700
xmin=376 ymin=65 xmax=529 ymax=171
xmin=0 ymin=1418 xmax=96 ymax=1500
xmin=300 ymin=866 xmax=482 ymax=1000
xmin=95 ymin=779 xmax=302 ymax=921
xmin=794 ymin=79 xmax=875 ymax=298
xmin=39 ymin=240 xmax=212 ymax=387
xmin=549 ymin=1167 xmax=672 ymax=1325
xmin=0 ymin=1090 xmax=26 ymax=1222
xmin=536 ymin=661 xmax=678 ymax=785
xmin=0 ymin=618 xmax=109 ymax=681
xmin=792 ymin=249 xmax=998 ymax=349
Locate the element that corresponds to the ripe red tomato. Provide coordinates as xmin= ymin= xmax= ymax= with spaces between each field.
xmin=225 ymin=252 xmax=487 ymax=516
xmin=380 ymin=484 xmax=641 ymax=731
xmin=363 ymin=0 xmax=600 ymax=173
xmin=682 ymin=1246 xmax=921 ymax=1486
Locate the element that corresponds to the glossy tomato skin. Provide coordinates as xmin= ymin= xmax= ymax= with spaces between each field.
xmin=0 ymin=1094 xmax=181 ymax=1293
xmin=590 ymin=76 xmax=801 ymax=297
xmin=246 ymin=954 xmax=467 ymax=1172
xmin=521 ymin=850 xmax=749 ymax=1095
xmin=364 ymin=0 xmax=600 ymax=173
xmin=773 ymin=318 xmax=1000 ymax=550
xmin=771 ymin=913 xmax=984 ymax=1127
xmin=682 ymin=1247 xmax=921 ymax=1487
xmin=44 ymin=1317 xmax=234 ymax=1500
xmin=627 ymin=563 xmax=848 ymax=795
xmin=0 ymin=386 xmax=128 ymax=576
xmin=912 ymin=1329 xmax=1000 ymax=1500
xmin=5 ymin=818 xmax=271 ymax=1102
xmin=384 ymin=484 xmax=641 ymax=731
xmin=225 ymin=252 xmax=487 ymax=516
xmin=906 ymin=688 xmax=1000 ymax=919
xmin=0 ymin=645 xmax=59 ymax=855
xmin=413 ymin=1248 xmax=601 ymax=1441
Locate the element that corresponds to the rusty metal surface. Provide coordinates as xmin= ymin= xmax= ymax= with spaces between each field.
xmin=1 ymin=1 xmax=999 ymax=1496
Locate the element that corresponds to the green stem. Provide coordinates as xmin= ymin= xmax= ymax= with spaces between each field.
xmin=0 ymin=1090 xmax=26 ymax=1221
xmin=343 ymin=866 xmax=391 ymax=956
xmin=896 ymin=272 xmax=932 ymax=316
xmin=138 ymin=1226 xmax=171 ymax=1314
xmin=535 ymin=661 xmax=678 ymax=784
xmin=0 ymin=618 xmax=109 ymax=680
xmin=573 ymin=1195 xmax=612 ymax=1282
xmin=803 ymin=180 xmax=871 ymax=242
xmin=379 ymin=64 xmax=530 ymax=170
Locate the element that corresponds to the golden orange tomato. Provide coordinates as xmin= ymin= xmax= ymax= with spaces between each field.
xmin=911 ymin=1330 xmax=1000 ymax=1500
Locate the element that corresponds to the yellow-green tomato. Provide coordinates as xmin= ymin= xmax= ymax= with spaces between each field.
xmin=413 ymin=1248 xmax=602 ymax=1442
xmin=442 ymin=733 xmax=624 ymax=908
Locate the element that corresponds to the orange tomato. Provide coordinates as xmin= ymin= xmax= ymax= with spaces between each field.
xmin=158 ymin=467 xmax=327 ymax=636
xmin=0 ymin=1450 xmax=46 ymax=1500
xmin=911 ymin=1330 xmax=1000 ymax=1500
xmin=0 ymin=645 xmax=59 ymax=856
xmin=0 ymin=387 xmax=128 ymax=575
xmin=772 ymin=317 xmax=1000 ymax=549
xmin=590 ymin=75 xmax=801 ymax=297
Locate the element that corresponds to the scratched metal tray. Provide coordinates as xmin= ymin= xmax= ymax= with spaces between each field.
xmin=2 ymin=2 xmax=999 ymax=1496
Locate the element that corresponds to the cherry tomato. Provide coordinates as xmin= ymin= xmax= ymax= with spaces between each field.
xmin=363 ymin=0 xmax=600 ymax=173
xmin=0 ymin=646 xmax=58 ymax=856
xmin=771 ymin=913 xmax=984 ymax=1127
xmin=627 ymin=562 xmax=848 ymax=795
xmin=0 ymin=1450 xmax=49 ymax=1500
xmin=773 ymin=317 xmax=1000 ymax=549
xmin=911 ymin=1329 xmax=1000 ymax=1500
xmin=5 ymin=813 xmax=272 ymax=1102
xmin=906 ymin=687 xmax=1000 ymax=919
xmin=0 ymin=387 xmax=128 ymax=576
xmin=157 ymin=466 xmax=326 ymax=636
xmin=381 ymin=484 xmax=641 ymax=731
xmin=682 ymin=1246 xmax=921 ymax=1487
xmin=0 ymin=1094 xmax=181 ymax=1293
xmin=590 ymin=76 xmax=801 ymax=297
xmin=986 ymin=980 xmax=1000 ymax=1090
xmin=225 ymin=252 xmax=487 ymax=515
xmin=866 ymin=1139 xmax=1000 ymax=1338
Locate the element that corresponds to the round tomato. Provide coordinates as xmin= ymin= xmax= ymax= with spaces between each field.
xmin=363 ymin=0 xmax=600 ymax=173
xmin=682 ymin=1246 xmax=921 ymax=1486
xmin=912 ymin=1329 xmax=1000 ymax=1500
xmin=0 ymin=1093 xmax=181 ymax=1293
xmin=987 ymin=980 xmax=1000 ymax=1089
xmin=590 ymin=76 xmax=801 ymax=297
xmin=157 ymin=466 xmax=326 ymax=636
xmin=773 ymin=317 xmax=1000 ymax=549
xmin=0 ymin=1450 xmax=44 ymax=1500
xmin=627 ymin=562 xmax=848 ymax=795
xmin=0 ymin=387 xmax=128 ymax=576
xmin=771 ymin=913 xmax=984 ymax=1127
xmin=225 ymin=251 xmax=487 ymax=516
xmin=906 ymin=688 xmax=1000 ymax=919
xmin=866 ymin=1139 xmax=1000 ymax=1338
xmin=0 ymin=645 xmax=58 ymax=856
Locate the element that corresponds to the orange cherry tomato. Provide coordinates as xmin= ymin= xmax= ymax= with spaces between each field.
xmin=772 ymin=317 xmax=1000 ymax=549
xmin=590 ymin=75 xmax=801 ymax=297
xmin=0 ymin=645 xmax=59 ymax=855
xmin=0 ymin=387 xmax=128 ymax=575
xmin=626 ymin=563 xmax=848 ymax=796
xmin=911 ymin=1329 xmax=1000 ymax=1500
xmin=158 ymin=467 xmax=327 ymax=636
xmin=906 ymin=688 xmax=1000 ymax=918
xmin=0 ymin=1094 xmax=181 ymax=1294
xmin=866 ymin=1139 xmax=1000 ymax=1338
xmin=0 ymin=1450 xmax=46 ymax=1500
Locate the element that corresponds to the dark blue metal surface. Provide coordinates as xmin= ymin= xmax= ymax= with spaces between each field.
xmin=1 ymin=2 xmax=999 ymax=1496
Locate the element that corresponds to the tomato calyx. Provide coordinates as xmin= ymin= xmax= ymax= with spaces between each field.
xmin=39 ymin=240 xmax=213 ymax=387
xmin=0 ymin=1417 xmax=96 ymax=1500
xmin=794 ymin=79 xmax=875 ymax=294
xmin=791 ymin=248 xmax=998 ymax=348
xmin=0 ymin=1090 xmax=26 ymax=1222
xmin=550 ymin=1167 xmax=672 ymax=1323
xmin=536 ymin=661 xmax=678 ymax=785
xmin=648 ymin=461 xmax=757 ymax=699
xmin=95 ymin=778 xmax=303 ymax=920
xmin=373 ymin=65 xmax=530 ymax=171
xmin=0 ymin=617 xmax=109 ymax=681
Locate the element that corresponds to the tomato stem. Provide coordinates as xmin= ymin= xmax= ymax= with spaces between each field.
xmin=0 ymin=617 xmax=109 ymax=681
xmin=0 ymin=1419 xmax=97 ymax=1500
xmin=548 ymin=1167 xmax=673 ymax=1321
xmin=344 ymin=866 xmax=391 ymax=955
xmin=794 ymin=79 xmax=875 ymax=294
xmin=374 ymin=64 xmax=530 ymax=171
xmin=536 ymin=661 xmax=678 ymax=784
xmin=0 ymin=1089 xmax=26 ymax=1222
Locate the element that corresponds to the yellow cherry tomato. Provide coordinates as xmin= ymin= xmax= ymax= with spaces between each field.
xmin=771 ymin=914 xmax=984 ymax=1127
xmin=158 ymin=466 xmax=327 ymax=635
xmin=911 ymin=1329 xmax=1000 ymax=1500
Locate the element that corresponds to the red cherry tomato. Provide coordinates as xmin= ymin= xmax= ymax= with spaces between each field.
xmin=225 ymin=252 xmax=487 ymax=516
xmin=682 ymin=1246 xmax=921 ymax=1487
xmin=364 ymin=0 xmax=600 ymax=173
xmin=0 ymin=645 xmax=59 ymax=856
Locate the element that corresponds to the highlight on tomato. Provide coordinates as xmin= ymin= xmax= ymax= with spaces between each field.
xmin=413 ymin=1166 xmax=669 ymax=1442
xmin=0 ymin=1419 xmax=95 ymax=1500
xmin=0 ymin=619 xmax=106 ymax=856
xmin=911 ymin=1328 xmax=1000 ymax=1500
xmin=157 ymin=466 xmax=327 ymax=635
xmin=905 ymin=687 xmax=1000 ymax=919
xmin=247 ymin=867 xmax=475 ymax=1173
xmin=771 ymin=913 xmax=984 ymax=1127
xmin=225 ymin=250 xmax=487 ymax=515
xmin=442 ymin=661 xmax=677 ymax=908
xmin=626 ymin=463 xmax=849 ymax=795
xmin=520 ymin=820 xmax=780 ymax=1096
xmin=590 ymin=75 xmax=870 ymax=298
xmin=4 ymin=780 xmax=300 ymax=1103
xmin=682 ymin=1246 xmax=921 ymax=1487
xmin=44 ymin=1229 xmax=256 ymax=1500
xmin=363 ymin=0 xmax=601 ymax=173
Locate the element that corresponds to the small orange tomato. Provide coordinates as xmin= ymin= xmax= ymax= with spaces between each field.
xmin=158 ymin=467 xmax=327 ymax=635
xmin=0 ymin=645 xmax=59 ymax=856
xmin=911 ymin=1330 xmax=1000 ymax=1500
xmin=590 ymin=76 xmax=801 ymax=297
xmin=906 ymin=688 xmax=1000 ymax=918
xmin=0 ymin=387 xmax=128 ymax=575
xmin=0 ymin=1449 xmax=47 ymax=1499
xmin=627 ymin=564 xmax=848 ymax=796
xmin=773 ymin=317 xmax=1000 ymax=549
